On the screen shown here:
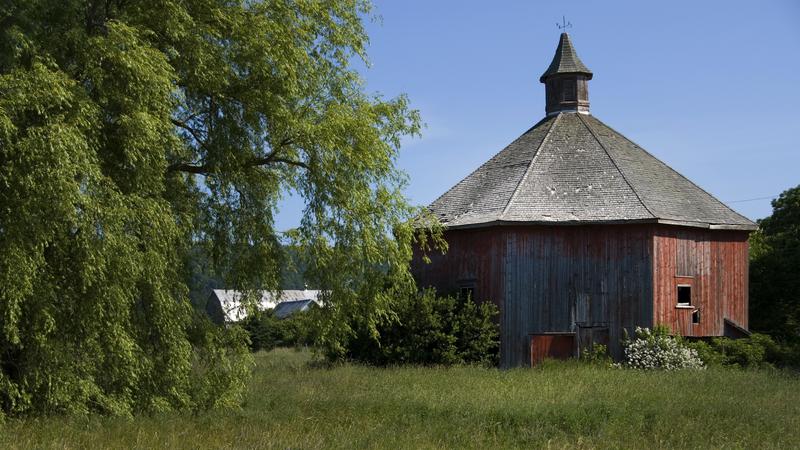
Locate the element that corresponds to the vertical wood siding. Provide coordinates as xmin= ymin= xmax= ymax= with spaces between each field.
xmin=411 ymin=223 xmax=750 ymax=368
xmin=501 ymin=225 xmax=654 ymax=366
xmin=652 ymin=227 xmax=749 ymax=337
xmin=411 ymin=227 xmax=507 ymax=312
xmin=413 ymin=224 xmax=654 ymax=367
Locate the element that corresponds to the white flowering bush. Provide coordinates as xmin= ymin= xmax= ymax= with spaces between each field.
xmin=620 ymin=326 xmax=705 ymax=370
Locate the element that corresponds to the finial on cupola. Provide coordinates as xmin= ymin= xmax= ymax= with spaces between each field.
xmin=540 ymin=32 xmax=593 ymax=115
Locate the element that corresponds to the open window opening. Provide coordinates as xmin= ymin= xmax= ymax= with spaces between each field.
xmin=677 ymin=285 xmax=692 ymax=307
xmin=692 ymin=310 xmax=701 ymax=324
xmin=460 ymin=285 xmax=475 ymax=301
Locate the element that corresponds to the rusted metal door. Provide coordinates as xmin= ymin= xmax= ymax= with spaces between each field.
xmin=530 ymin=333 xmax=576 ymax=365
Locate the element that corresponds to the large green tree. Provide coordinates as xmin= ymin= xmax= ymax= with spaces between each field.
xmin=0 ymin=0 xmax=439 ymax=416
xmin=750 ymin=185 xmax=800 ymax=342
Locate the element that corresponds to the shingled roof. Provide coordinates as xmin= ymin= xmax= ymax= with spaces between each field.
xmin=428 ymin=33 xmax=755 ymax=231
xmin=429 ymin=112 xmax=756 ymax=230
xmin=540 ymin=33 xmax=593 ymax=82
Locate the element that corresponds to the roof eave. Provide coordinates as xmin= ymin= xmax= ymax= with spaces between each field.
xmin=438 ymin=217 xmax=757 ymax=232
xmin=539 ymin=71 xmax=594 ymax=83
xmin=707 ymin=223 xmax=759 ymax=231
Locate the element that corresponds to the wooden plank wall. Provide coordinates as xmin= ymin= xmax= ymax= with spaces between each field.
xmin=502 ymin=225 xmax=654 ymax=366
xmin=411 ymin=227 xmax=507 ymax=313
xmin=413 ymin=224 xmax=751 ymax=367
xmin=413 ymin=224 xmax=654 ymax=367
xmin=652 ymin=226 xmax=749 ymax=337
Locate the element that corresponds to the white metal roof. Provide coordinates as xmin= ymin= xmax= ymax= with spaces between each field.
xmin=210 ymin=289 xmax=321 ymax=322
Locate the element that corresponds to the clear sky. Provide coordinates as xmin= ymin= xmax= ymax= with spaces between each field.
xmin=276 ymin=0 xmax=800 ymax=231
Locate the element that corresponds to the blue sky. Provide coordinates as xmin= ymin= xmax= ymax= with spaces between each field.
xmin=277 ymin=0 xmax=800 ymax=230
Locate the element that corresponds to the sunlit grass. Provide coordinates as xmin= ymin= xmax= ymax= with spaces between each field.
xmin=2 ymin=348 xmax=799 ymax=449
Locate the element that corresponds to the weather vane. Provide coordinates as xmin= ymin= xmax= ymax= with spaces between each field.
xmin=557 ymin=16 xmax=572 ymax=32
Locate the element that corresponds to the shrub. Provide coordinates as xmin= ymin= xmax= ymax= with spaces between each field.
xmin=345 ymin=288 xmax=499 ymax=366
xmin=187 ymin=319 xmax=254 ymax=411
xmin=682 ymin=340 xmax=726 ymax=367
xmin=684 ymin=333 xmax=788 ymax=368
xmin=713 ymin=333 xmax=773 ymax=367
xmin=453 ymin=293 xmax=502 ymax=366
xmin=240 ymin=311 xmax=310 ymax=352
xmin=620 ymin=326 xmax=704 ymax=370
xmin=581 ymin=343 xmax=612 ymax=366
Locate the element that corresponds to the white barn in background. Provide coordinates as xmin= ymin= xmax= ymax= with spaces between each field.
xmin=205 ymin=289 xmax=321 ymax=323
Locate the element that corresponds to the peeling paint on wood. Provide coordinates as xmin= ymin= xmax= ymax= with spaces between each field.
xmin=652 ymin=227 xmax=749 ymax=337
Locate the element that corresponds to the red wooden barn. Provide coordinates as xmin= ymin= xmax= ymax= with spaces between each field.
xmin=411 ymin=33 xmax=757 ymax=367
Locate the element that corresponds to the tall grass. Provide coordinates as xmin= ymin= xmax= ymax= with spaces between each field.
xmin=2 ymin=348 xmax=799 ymax=449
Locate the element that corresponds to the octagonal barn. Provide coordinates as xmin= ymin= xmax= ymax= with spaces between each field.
xmin=411 ymin=33 xmax=757 ymax=367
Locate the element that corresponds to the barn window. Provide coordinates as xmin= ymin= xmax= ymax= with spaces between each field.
xmin=460 ymin=285 xmax=476 ymax=301
xmin=692 ymin=310 xmax=701 ymax=324
xmin=562 ymin=79 xmax=577 ymax=102
xmin=677 ymin=285 xmax=692 ymax=307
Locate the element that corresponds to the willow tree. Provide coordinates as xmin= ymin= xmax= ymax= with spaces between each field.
xmin=0 ymin=0 xmax=439 ymax=416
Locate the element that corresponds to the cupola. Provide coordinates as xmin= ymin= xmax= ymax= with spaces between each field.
xmin=540 ymin=33 xmax=593 ymax=115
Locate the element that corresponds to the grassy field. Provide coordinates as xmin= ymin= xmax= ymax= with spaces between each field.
xmin=2 ymin=349 xmax=800 ymax=449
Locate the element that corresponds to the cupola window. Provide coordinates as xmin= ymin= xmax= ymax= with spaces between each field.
xmin=562 ymin=79 xmax=577 ymax=102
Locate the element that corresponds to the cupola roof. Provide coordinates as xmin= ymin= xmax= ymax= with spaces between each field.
xmin=540 ymin=33 xmax=593 ymax=83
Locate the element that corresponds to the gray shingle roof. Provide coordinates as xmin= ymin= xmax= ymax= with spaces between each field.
xmin=540 ymin=33 xmax=593 ymax=82
xmin=429 ymin=112 xmax=756 ymax=230
xmin=273 ymin=299 xmax=315 ymax=319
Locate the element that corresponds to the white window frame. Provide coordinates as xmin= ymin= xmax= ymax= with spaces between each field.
xmin=676 ymin=284 xmax=692 ymax=308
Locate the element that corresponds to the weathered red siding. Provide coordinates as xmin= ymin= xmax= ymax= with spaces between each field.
xmin=652 ymin=226 xmax=749 ymax=337
xmin=412 ymin=223 xmax=750 ymax=367
xmin=411 ymin=227 xmax=507 ymax=312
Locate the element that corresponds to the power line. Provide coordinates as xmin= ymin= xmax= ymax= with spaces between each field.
xmin=726 ymin=195 xmax=779 ymax=204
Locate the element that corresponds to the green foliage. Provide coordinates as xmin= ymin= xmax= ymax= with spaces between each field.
xmin=185 ymin=318 xmax=254 ymax=412
xmin=0 ymin=0 xmax=442 ymax=416
xmin=240 ymin=310 xmax=310 ymax=352
xmin=452 ymin=292 xmax=501 ymax=365
xmin=344 ymin=289 xmax=499 ymax=366
xmin=710 ymin=334 xmax=776 ymax=368
xmin=681 ymin=340 xmax=726 ymax=367
xmin=581 ymin=343 xmax=611 ymax=365
xmin=750 ymin=184 xmax=800 ymax=342
xmin=684 ymin=333 xmax=796 ymax=369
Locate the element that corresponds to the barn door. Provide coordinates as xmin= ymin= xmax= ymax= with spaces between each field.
xmin=571 ymin=292 xmax=590 ymax=332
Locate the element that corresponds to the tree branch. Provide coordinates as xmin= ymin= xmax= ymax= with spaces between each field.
xmin=166 ymin=162 xmax=210 ymax=174
xmin=171 ymin=118 xmax=208 ymax=149
xmin=168 ymin=113 xmax=303 ymax=175
xmin=253 ymin=157 xmax=309 ymax=170
xmin=166 ymin=137 xmax=306 ymax=174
